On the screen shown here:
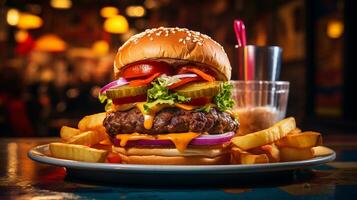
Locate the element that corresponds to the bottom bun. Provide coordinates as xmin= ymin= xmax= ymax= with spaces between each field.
xmin=113 ymin=146 xmax=230 ymax=165
xmin=118 ymin=154 xmax=230 ymax=165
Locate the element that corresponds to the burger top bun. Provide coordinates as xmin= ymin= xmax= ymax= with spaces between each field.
xmin=114 ymin=27 xmax=232 ymax=81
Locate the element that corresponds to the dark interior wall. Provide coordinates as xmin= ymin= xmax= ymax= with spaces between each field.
xmin=343 ymin=0 xmax=357 ymax=120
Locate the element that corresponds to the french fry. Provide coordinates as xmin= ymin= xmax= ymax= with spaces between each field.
xmin=231 ymin=147 xmax=269 ymax=164
xmin=231 ymin=117 xmax=296 ymax=150
xmin=312 ymin=146 xmax=334 ymax=157
xmin=67 ymin=130 xmax=107 ymax=146
xmin=78 ymin=112 xmax=107 ymax=133
xmin=289 ymin=128 xmax=302 ymax=135
xmin=92 ymin=143 xmax=112 ymax=151
xmin=279 ymin=147 xmax=314 ymax=162
xmin=250 ymin=144 xmax=280 ymax=162
xmin=60 ymin=126 xmax=80 ymax=141
xmin=275 ymin=131 xmax=322 ymax=148
xmin=49 ymin=142 xmax=108 ymax=162
xmin=279 ymin=145 xmax=333 ymax=162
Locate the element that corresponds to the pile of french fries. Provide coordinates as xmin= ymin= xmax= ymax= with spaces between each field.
xmin=49 ymin=114 xmax=333 ymax=165
xmin=49 ymin=113 xmax=114 ymax=163
xmin=230 ymin=117 xmax=334 ymax=164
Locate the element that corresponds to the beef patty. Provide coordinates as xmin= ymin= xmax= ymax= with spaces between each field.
xmin=104 ymin=107 xmax=239 ymax=136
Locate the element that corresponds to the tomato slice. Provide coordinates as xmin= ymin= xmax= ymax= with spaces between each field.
xmin=129 ymin=73 xmax=161 ymax=86
xmin=121 ymin=61 xmax=172 ymax=79
xmin=113 ymin=94 xmax=147 ymax=105
xmin=107 ymin=152 xmax=121 ymax=163
xmin=186 ymin=97 xmax=211 ymax=106
xmin=168 ymin=77 xmax=201 ymax=89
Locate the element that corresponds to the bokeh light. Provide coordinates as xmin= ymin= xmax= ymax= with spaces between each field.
xmin=6 ymin=8 xmax=20 ymax=26
xmin=17 ymin=13 xmax=43 ymax=29
xmin=92 ymin=40 xmax=110 ymax=56
xmin=15 ymin=30 xmax=29 ymax=43
xmin=103 ymin=15 xmax=129 ymax=34
xmin=126 ymin=6 xmax=146 ymax=17
xmin=35 ymin=34 xmax=67 ymax=52
xmin=50 ymin=0 xmax=72 ymax=9
xmin=327 ymin=20 xmax=344 ymax=39
xmin=100 ymin=6 xmax=119 ymax=18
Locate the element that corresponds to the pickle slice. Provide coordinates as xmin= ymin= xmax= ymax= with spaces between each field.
xmin=176 ymin=81 xmax=221 ymax=99
xmin=106 ymin=85 xmax=148 ymax=99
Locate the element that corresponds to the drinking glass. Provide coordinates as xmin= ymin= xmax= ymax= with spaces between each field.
xmin=230 ymin=80 xmax=289 ymax=135
xmin=235 ymin=45 xmax=282 ymax=81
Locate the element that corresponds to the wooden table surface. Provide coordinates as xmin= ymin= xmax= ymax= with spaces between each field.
xmin=1 ymin=136 xmax=357 ymax=200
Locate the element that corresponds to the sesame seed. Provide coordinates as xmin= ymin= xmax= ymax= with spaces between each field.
xmin=186 ymin=36 xmax=191 ymax=40
xmin=179 ymin=38 xmax=183 ymax=42
xmin=150 ymin=37 xmax=153 ymax=41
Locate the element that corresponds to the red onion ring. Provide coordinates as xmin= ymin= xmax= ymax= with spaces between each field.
xmin=172 ymin=73 xmax=198 ymax=79
xmin=112 ymin=131 xmax=235 ymax=147
xmin=100 ymin=78 xmax=128 ymax=94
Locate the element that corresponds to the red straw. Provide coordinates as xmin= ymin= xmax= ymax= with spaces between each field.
xmin=233 ymin=20 xmax=242 ymax=47
xmin=233 ymin=19 xmax=247 ymax=47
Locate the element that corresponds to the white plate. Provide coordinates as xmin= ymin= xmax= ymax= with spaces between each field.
xmin=28 ymin=144 xmax=336 ymax=184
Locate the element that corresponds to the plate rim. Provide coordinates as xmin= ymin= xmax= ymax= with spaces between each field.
xmin=28 ymin=144 xmax=336 ymax=174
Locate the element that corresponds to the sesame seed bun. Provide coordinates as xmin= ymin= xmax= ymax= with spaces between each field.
xmin=114 ymin=27 xmax=232 ymax=81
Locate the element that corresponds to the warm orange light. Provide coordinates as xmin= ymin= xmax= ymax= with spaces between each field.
xmin=7 ymin=8 xmax=20 ymax=26
xmin=144 ymin=0 xmax=159 ymax=9
xmin=103 ymin=15 xmax=129 ymax=34
xmin=327 ymin=20 xmax=344 ymax=39
xmin=7 ymin=143 xmax=18 ymax=180
xmin=126 ymin=6 xmax=146 ymax=17
xmin=17 ymin=13 xmax=43 ymax=29
xmin=92 ymin=40 xmax=109 ymax=56
xmin=15 ymin=30 xmax=29 ymax=43
xmin=100 ymin=6 xmax=119 ymax=18
xmin=35 ymin=34 xmax=67 ymax=52
xmin=50 ymin=0 xmax=72 ymax=9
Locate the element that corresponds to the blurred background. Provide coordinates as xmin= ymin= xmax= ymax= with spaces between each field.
xmin=0 ymin=0 xmax=356 ymax=137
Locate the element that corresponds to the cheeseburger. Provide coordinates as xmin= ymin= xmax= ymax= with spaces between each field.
xmin=99 ymin=27 xmax=239 ymax=165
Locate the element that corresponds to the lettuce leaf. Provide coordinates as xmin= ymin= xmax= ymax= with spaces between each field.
xmin=195 ymin=104 xmax=212 ymax=113
xmin=214 ymin=82 xmax=235 ymax=111
xmin=98 ymin=93 xmax=112 ymax=111
xmin=144 ymin=77 xmax=190 ymax=113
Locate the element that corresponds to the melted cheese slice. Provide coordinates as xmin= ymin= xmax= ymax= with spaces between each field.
xmin=175 ymin=103 xmax=196 ymax=111
xmin=116 ymin=132 xmax=200 ymax=152
xmin=157 ymin=132 xmax=199 ymax=152
xmin=136 ymin=102 xmax=153 ymax=129
xmin=116 ymin=133 xmax=152 ymax=146
xmin=126 ymin=102 xmax=212 ymax=151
